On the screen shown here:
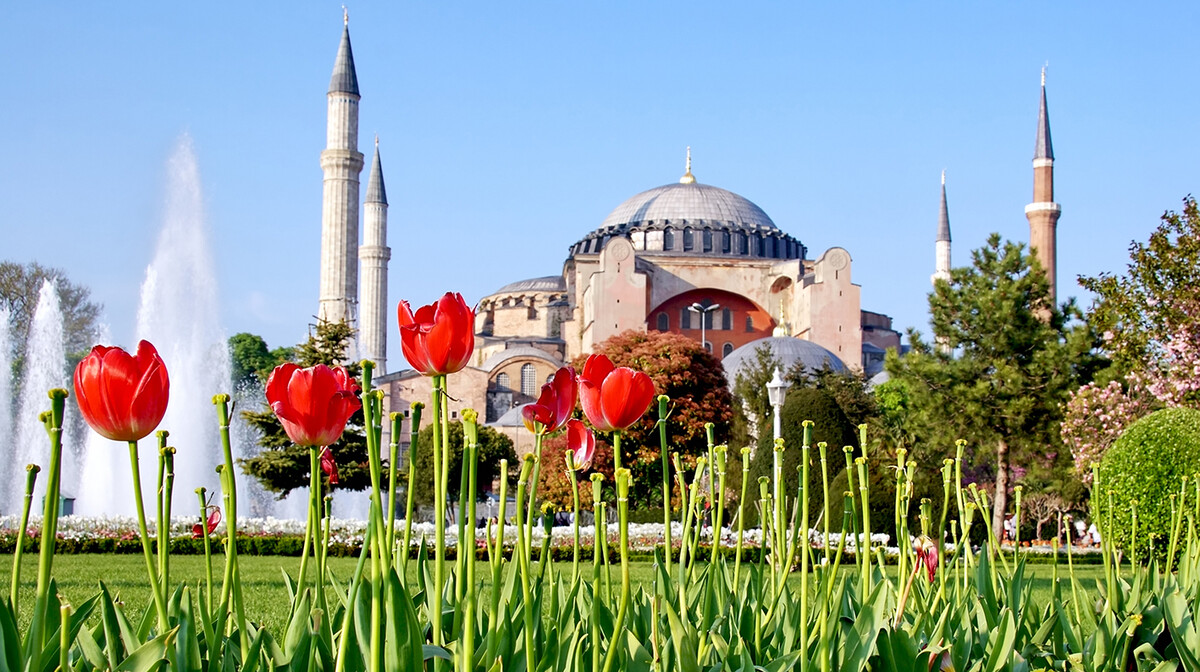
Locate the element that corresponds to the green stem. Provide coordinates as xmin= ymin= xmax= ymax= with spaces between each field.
xmin=29 ymin=392 xmax=66 ymax=669
xmin=601 ymin=469 xmax=632 ymax=672
xmin=214 ymin=394 xmax=249 ymax=653
xmin=590 ymin=474 xmax=604 ymax=672
xmin=297 ymin=447 xmax=317 ymax=601
xmin=161 ymin=442 xmax=176 ymax=597
xmin=570 ymin=466 xmax=581 ymax=584
xmin=658 ymin=396 xmax=672 ymax=577
xmin=196 ymin=488 xmax=214 ymax=613
xmin=734 ymin=447 xmax=751 ymax=588
xmin=10 ymin=464 xmax=38 ymax=611
xmin=430 ymin=374 xmax=447 ymax=660
xmin=462 ymin=410 xmax=480 ymax=672
xmin=484 ymin=458 xmax=508 ymax=662
xmin=515 ymin=456 xmax=536 ymax=672
xmin=387 ymin=411 xmax=402 ymax=557
xmin=401 ymin=402 xmax=424 ymax=577
xmin=128 ymin=439 xmax=169 ymax=631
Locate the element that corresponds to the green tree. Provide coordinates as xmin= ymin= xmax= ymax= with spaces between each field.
xmin=886 ymin=234 xmax=1098 ymax=533
xmin=571 ymin=330 xmax=734 ymax=509
xmin=731 ymin=344 xmax=780 ymax=450
xmin=745 ymin=386 xmax=858 ymax=525
xmin=239 ymin=320 xmax=370 ymax=496
xmin=228 ymin=332 xmax=293 ymax=389
xmin=0 ymin=261 xmax=102 ymax=372
xmin=1080 ymin=195 xmax=1200 ymax=375
xmin=410 ymin=421 xmax=517 ymax=508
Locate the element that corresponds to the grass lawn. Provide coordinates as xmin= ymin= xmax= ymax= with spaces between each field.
xmin=0 ymin=554 xmax=1107 ymax=637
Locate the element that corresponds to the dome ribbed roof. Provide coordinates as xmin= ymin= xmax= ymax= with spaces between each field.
xmin=492 ymin=276 xmax=566 ymax=295
xmin=570 ymin=181 xmax=804 ymax=260
xmin=601 ymin=182 xmax=778 ymax=231
xmin=721 ymin=337 xmax=846 ymax=388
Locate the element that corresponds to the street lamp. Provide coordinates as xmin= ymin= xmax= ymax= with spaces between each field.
xmin=688 ymin=302 xmax=721 ymax=353
xmin=766 ymin=367 xmax=791 ymax=441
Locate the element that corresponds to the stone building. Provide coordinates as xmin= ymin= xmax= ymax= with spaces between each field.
xmin=313 ymin=19 xmax=1058 ymax=465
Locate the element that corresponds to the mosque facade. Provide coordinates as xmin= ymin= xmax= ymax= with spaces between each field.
xmin=315 ymin=20 xmax=1059 ymax=458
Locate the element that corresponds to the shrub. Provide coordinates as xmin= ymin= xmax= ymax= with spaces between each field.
xmin=1094 ymin=407 xmax=1200 ymax=557
xmin=743 ymin=387 xmax=857 ymax=526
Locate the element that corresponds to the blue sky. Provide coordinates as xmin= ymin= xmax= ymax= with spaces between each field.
xmin=2 ymin=2 xmax=1196 ymax=369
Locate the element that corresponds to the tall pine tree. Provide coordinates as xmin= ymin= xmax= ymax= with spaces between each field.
xmin=887 ymin=234 xmax=1099 ymax=534
xmin=239 ymin=320 xmax=372 ymax=495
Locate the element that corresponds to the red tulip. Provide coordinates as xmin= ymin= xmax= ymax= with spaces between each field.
xmin=566 ymin=419 xmax=596 ymax=471
xmin=74 ymin=340 xmax=170 ymax=442
xmin=522 ymin=366 xmax=578 ymax=434
xmin=396 ymin=292 xmax=475 ymax=376
xmin=914 ymin=535 xmax=938 ymax=582
xmin=192 ymin=506 xmax=221 ymax=538
xmin=266 ymin=363 xmax=361 ymax=448
xmin=578 ymin=354 xmax=655 ymax=432
xmin=320 ymin=446 xmax=339 ymax=485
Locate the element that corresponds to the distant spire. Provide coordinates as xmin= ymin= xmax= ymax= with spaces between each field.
xmin=365 ymin=139 xmax=387 ymax=205
xmin=679 ymin=146 xmax=696 ymax=184
xmin=1034 ymin=67 xmax=1053 ymax=160
xmin=329 ymin=16 xmax=360 ymax=96
xmin=937 ymin=171 xmax=951 ymax=242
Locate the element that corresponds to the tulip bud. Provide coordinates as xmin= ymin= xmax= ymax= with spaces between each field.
xmin=802 ymin=420 xmax=814 ymax=448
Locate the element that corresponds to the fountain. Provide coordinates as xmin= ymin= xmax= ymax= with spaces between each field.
xmin=11 ymin=280 xmax=73 ymax=512
xmin=0 ymin=307 xmax=13 ymax=507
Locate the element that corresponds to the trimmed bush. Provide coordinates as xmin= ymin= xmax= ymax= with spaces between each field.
xmin=1094 ymin=407 xmax=1200 ymax=558
xmin=743 ymin=387 xmax=858 ymax=527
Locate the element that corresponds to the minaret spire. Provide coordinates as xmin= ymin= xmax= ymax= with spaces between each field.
xmin=932 ymin=171 xmax=951 ymax=285
xmin=1025 ymin=66 xmax=1062 ymax=305
xmin=679 ymin=146 xmax=696 ymax=184
xmin=360 ymin=139 xmax=391 ymax=372
xmin=318 ymin=14 xmax=365 ymax=328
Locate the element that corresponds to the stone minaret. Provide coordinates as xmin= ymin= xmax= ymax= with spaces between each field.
xmin=932 ymin=170 xmax=951 ymax=285
xmin=1024 ymin=67 xmax=1061 ymax=304
xmin=317 ymin=13 xmax=364 ymax=326
xmin=359 ymin=137 xmax=390 ymax=373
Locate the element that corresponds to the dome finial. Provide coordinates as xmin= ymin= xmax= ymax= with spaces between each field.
xmin=343 ymin=5 xmax=349 ymax=25
xmin=680 ymin=146 xmax=696 ymax=184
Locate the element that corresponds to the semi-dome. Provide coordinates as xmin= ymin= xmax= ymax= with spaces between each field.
xmin=491 ymin=275 xmax=566 ymax=295
xmin=570 ymin=175 xmax=805 ymax=260
xmin=721 ymin=337 xmax=847 ymax=389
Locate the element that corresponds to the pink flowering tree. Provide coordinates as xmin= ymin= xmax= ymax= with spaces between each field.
xmin=1063 ymin=299 xmax=1200 ymax=478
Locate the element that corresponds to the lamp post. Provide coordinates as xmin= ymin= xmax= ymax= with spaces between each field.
xmin=688 ymin=302 xmax=721 ymax=353
xmin=766 ymin=367 xmax=791 ymax=441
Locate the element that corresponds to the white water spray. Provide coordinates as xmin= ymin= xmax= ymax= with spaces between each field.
xmin=0 ymin=308 xmax=13 ymax=507
xmin=11 ymin=280 xmax=70 ymax=512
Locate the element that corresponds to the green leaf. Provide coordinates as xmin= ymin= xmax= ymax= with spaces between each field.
xmin=115 ymin=627 xmax=178 ymax=672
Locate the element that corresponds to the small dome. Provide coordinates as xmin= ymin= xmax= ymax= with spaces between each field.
xmin=721 ymin=337 xmax=847 ymax=389
xmin=491 ymin=275 xmax=566 ymax=295
xmin=570 ymin=181 xmax=804 ymax=260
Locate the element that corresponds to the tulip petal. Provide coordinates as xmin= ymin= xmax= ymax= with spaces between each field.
xmin=600 ymin=368 xmax=655 ymax=431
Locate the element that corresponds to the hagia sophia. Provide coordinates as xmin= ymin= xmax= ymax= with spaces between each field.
xmin=311 ymin=18 xmax=1060 ymax=457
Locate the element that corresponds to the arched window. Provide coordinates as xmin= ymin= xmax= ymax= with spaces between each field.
xmin=680 ymin=308 xmax=692 ymax=330
xmin=721 ymin=308 xmax=732 ymax=330
xmin=745 ymin=315 xmax=754 ymax=332
xmin=683 ymin=227 xmax=694 ymax=251
xmin=496 ymin=373 xmax=510 ymax=390
xmin=702 ymin=229 xmax=713 ymax=253
xmin=520 ymin=364 xmax=536 ymax=397
xmin=656 ymin=312 xmax=669 ymax=331
xmin=722 ymin=342 xmax=734 ymax=358
xmin=663 ymin=228 xmax=674 ymax=251
xmin=721 ymin=231 xmax=731 ymax=254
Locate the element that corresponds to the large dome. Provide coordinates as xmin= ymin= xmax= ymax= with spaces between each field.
xmin=570 ymin=178 xmax=805 ymax=260
xmin=600 ymin=182 xmax=778 ymax=232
